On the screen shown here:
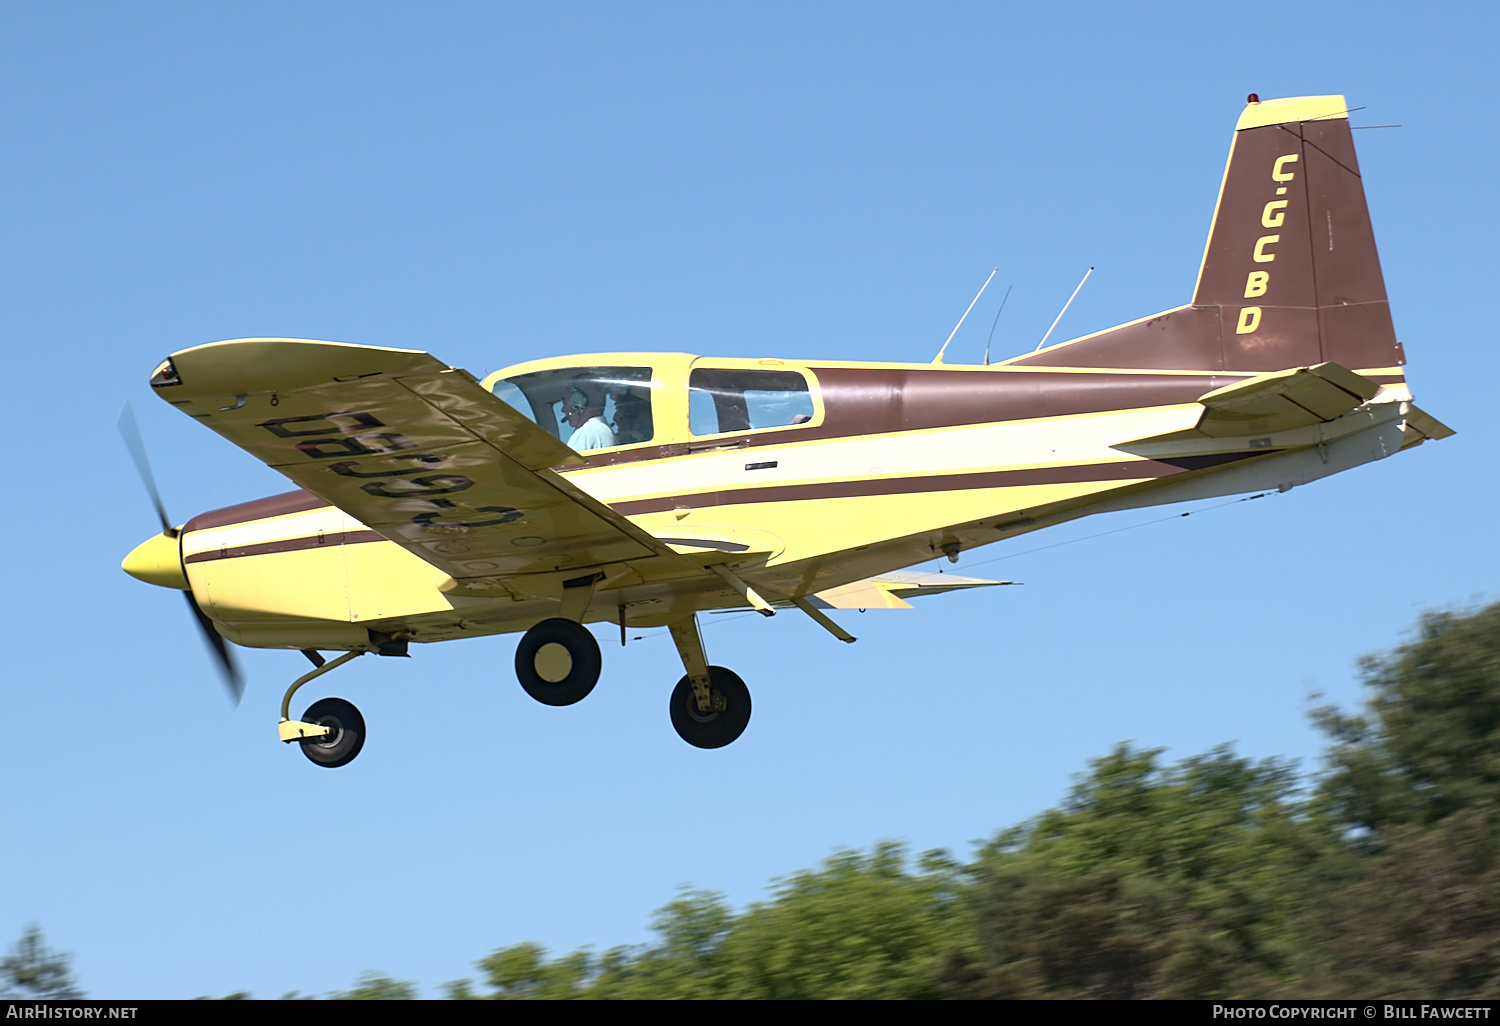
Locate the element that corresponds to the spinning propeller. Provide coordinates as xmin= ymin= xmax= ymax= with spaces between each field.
xmin=118 ymin=403 xmax=245 ymax=704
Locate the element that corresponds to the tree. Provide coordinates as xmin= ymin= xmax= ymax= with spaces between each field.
xmin=1308 ymin=808 xmax=1500 ymax=999
xmin=942 ymin=745 xmax=1330 ymax=999
xmin=446 ymin=941 xmax=598 ymax=999
xmin=1314 ymin=601 xmax=1500 ymax=837
xmin=328 ymin=970 xmax=417 ymax=1000
xmin=1 ymin=925 xmax=82 ymax=1000
xmin=1304 ymin=600 xmax=1500 ymax=997
xmin=712 ymin=843 xmax=966 ymax=999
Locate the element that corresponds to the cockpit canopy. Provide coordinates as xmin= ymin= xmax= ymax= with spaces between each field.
xmin=485 ymin=355 xmax=820 ymax=455
xmin=493 ymin=365 xmax=655 ymax=451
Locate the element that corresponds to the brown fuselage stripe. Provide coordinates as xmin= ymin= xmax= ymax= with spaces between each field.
xmin=180 ymin=452 xmax=1266 ymax=563
xmin=184 ymin=530 xmax=386 ymax=564
xmin=574 ymin=370 xmax=1252 ymax=468
xmin=183 ymin=489 xmax=328 ymax=532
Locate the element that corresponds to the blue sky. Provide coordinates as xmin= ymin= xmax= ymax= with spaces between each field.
xmin=2 ymin=0 xmax=1495 ymax=999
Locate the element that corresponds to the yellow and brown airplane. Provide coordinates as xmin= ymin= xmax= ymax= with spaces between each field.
xmin=122 ymin=93 xmax=1451 ymax=766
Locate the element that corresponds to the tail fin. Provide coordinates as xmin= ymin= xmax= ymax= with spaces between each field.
xmin=1010 ymin=95 xmax=1405 ymax=376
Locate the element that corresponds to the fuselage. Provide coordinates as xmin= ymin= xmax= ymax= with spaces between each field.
xmin=125 ymin=348 xmax=1415 ymax=651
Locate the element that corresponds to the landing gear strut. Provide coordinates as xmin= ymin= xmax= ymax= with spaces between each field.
xmin=666 ymin=615 xmax=752 ymax=748
xmin=277 ymin=650 xmax=368 ymax=769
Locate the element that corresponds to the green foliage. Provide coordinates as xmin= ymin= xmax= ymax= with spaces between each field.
xmin=1 ymin=925 xmax=82 ymax=1000
xmin=1315 ymin=602 xmax=1500 ymax=835
xmin=711 ymin=843 xmax=966 ymax=999
xmin=1300 ymin=600 xmax=1500 ymax=997
xmin=1308 ymin=807 xmax=1500 ymax=998
xmin=943 ymin=745 xmax=1329 ymax=998
xmin=476 ymin=942 xmax=591 ymax=999
xmin=452 ymin=848 xmax=966 ymax=999
xmin=328 ymin=970 xmax=417 ymax=1000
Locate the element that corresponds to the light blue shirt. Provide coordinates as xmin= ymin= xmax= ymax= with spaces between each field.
xmin=568 ymin=416 xmax=616 ymax=451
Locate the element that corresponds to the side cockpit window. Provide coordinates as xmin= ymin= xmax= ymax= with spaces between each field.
xmin=494 ymin=366 xmax=654 ymax=452
xmin=689 ymin=369 xmax=813 ymax=436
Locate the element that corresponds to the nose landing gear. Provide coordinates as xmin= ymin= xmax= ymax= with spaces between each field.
xmin=276 ymin=650 xmax=369 ymax=769
xmin=296 ymin=697 xmax=366 ymax=768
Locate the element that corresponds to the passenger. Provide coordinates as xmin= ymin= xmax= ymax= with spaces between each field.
xmin=561 ymin=383 xmax=617 ymax=451
xmin=612 ymin=391 xmax=653 ymax=445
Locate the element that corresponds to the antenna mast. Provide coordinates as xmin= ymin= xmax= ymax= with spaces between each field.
xmin=1033 ymin=266 xmax=1093 ymax=352
xmin=932 ymin=267 xmax=998 ymax=365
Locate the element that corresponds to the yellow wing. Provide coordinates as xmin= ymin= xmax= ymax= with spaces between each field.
xmin=153 ymin=338 xmax=695 ymax=582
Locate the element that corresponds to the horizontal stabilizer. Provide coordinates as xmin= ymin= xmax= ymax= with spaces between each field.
xmin=807 ymin=571 xmax=1015 ymax=610
xmin=1115 ymin=362 xmax=1385 ymax=457
xmin=1196 ymin=362 xmax=1378 ymax=434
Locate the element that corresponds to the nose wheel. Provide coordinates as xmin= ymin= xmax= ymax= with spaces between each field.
xmin=277 ymin=650 xmax=370 ymax=768
xmin=297 ymin=697 xmax=366 ymax=768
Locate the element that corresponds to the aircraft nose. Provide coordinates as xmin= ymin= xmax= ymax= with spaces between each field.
xmin=122 ymin=531 xmax=189 ymax=589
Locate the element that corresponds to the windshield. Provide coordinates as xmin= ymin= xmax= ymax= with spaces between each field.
xmin=494 ymin=365 xmax=655 ymax=451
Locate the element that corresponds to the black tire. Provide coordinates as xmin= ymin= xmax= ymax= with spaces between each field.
xmin=515 ymin=618 xmax=602 ymax=707
xmin=670 ymin=666 xmax=751 ymax=749
xmin=299 ymin=697 xmax=366 ymax=769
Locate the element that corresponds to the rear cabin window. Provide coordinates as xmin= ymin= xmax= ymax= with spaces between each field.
xmin=688 ymin=369 xmax=814 ymax=436
xmin=493 ymin=366 xmax=654 ymax=452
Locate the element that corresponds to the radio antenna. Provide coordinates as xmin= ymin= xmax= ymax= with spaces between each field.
xmin=1033 ymin=266 xmax=1093 ymax=352
xmin=933 ymin=267 xmax=998 ymax=365
xmin=983 ymin=284 xmax=1013 ymax=366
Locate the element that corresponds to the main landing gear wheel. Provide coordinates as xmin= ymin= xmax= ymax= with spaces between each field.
xmin=298 ymin=697 xmax=366 ymax=769
xmin=515 ymin=618 xmax=602 ymax=707
xmin=670 ymin=666 xmax=751 ymax=749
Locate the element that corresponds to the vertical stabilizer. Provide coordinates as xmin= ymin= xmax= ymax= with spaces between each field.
xmin=1193 ymin=94 xmax=1403 ymax=373
xmin=1008 ymin=95 xmax=1405 ymax=377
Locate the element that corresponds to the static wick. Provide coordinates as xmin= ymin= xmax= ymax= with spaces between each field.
xmin=1034 ymin=266 xmax=1093 ymax=352
xmin=933 ymin=267 xmax=999 ymax=365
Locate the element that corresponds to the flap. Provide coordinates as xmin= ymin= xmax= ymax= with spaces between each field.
xmin=808 ymin=571 xmax=1013 ymax=610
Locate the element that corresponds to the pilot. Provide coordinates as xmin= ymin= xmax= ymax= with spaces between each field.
xmin=561 ymin=382 xmax=617 ymax=451
xmin=611 ymin=391 xmax=652 ymax=445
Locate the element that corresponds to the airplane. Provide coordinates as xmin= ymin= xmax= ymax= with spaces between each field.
xmin=122 ymin=93 xmax=1451 ymax=767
